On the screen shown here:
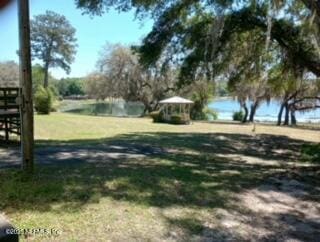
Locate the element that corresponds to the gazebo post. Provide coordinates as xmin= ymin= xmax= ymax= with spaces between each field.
xmin=18 ymin=0 xmax=34 ymax=172
xmin=165 ymin=104 xmax=167 ymax=120
xmin=187 ymin=104 xmax=189 ymax=120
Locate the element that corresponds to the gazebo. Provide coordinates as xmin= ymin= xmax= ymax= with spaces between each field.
xmin=159 ymin=96 xmax=194 ymax=124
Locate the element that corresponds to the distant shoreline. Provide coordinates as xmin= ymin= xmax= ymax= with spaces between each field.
xmin=211 ymin=96 xmax=233 ymax=101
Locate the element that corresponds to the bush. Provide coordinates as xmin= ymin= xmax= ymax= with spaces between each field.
xmin=191 ymin=105 xmax=218 ymax=121
xmin=149 ymin=111 xmax=164 ymax=123
xmin=34 ymin=87 xmax=53 ymax=114
xmin=170 ymin=115 xmax=183 ymax=124
xmin=203 ymin=108 xmax=218 ymax=121
xmin=233 ymin=110 xmax=244 ymax=121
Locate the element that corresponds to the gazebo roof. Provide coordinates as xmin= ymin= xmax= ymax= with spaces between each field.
xmin=159 ymin=96 xmax=194 ymax=104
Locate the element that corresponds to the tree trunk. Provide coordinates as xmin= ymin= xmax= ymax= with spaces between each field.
xmin=242 ymin=103 xmax=249 ymax=123
xmin=43 ymin=61 xmax=49 ymax=88
xmin=277 ymin=101 xmax=286 ymax=126
xmin=290 ymin=108 xmax=297 ymax=126
xmin=249 ymin=101 xmax=259 ymax=122
xmin=143 ymin=103 xmax=153 ymax=115
xmin=43 ymin=40 xmax=53 ymax=89
xmin=283 ymin=103 xmax=290 ymax=125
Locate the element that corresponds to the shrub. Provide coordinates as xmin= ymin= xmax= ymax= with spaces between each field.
xmin=50 ymin=104 xmax=58 ymax=112
xmin=170 ymin=115 xmax=183 ymax=124
xmin=233 ymin=110 xmax=244 ymax=121
xmin=203 ymin=108 xmax=218 ymax=121
xmin=190 ymin=100 xmax=205 ymax=120
xmin=191 ymin=105 xmax=218 ymax=121
xmin=149 ymin=111 xmax=164 ymax=123
xmin=34 ymin=87 xmax=53 ymax=114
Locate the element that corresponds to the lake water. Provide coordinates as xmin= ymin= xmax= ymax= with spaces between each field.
xmin=61 ymin=99 xmax=320 ymax=123
xmin=209 ymin=98 xmax=320 ymax=123
xmin=61 ymin=101 xmax=145 ymax=117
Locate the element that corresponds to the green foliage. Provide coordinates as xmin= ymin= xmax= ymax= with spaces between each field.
xmin=77 ymin=0 xmax=320 ymax=82
xmin=301 ymin=144 xmax=320 ymax=163
xmin=49 ymin=85 xmax=59 ymax=98
xmin=149 ymin=111 xmax=164 ymax=123
xmin=216 ymin=81 xmax=229 ymax=97
xmin=203 ymin=107 xmax=218 ymax=121
xmin=190 ymin=81 xmax=215 ymax=120
xmin=32 ymin=64 xmax=45 ymax=92
xmin=170 ymin=115 xmax=184 ymax=124
xmin=31 ymin=11 xmax=77 ymax=87
xmin=190 ymin=100 xmax=205 ymax=120
xmin=233 ymin=111 xmax=244 ymax=121
xmin=55 ymin=78 xmax=85 ymax=97
xmin=191 ymin=106 xmax=218 ymax=121
xmin=32 ymin=64 xmax=58 ymax=93
xmin=34 ymin=87 xmax=53 ymax=114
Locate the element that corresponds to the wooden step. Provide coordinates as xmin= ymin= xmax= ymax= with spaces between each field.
xmin=0 ymin=96 xmax=18 ymax=101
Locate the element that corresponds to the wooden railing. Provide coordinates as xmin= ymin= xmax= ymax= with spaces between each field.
xmin=0 ymin=88 xmax=21 ymax=141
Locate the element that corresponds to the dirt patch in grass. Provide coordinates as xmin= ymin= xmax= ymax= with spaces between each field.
xmin=206 ymin=169 xmax=320 ymax=241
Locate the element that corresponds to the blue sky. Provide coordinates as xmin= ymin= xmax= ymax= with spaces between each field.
xmin=0 ymin=0 xmax=153 ymax=79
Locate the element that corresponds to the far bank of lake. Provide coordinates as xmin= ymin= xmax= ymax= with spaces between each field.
xmin=60 ymin=98 xmax=320 ymax=123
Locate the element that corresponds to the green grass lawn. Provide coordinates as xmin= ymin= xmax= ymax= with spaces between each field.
xmin=0 ymin=113 xmax=319 ymax=241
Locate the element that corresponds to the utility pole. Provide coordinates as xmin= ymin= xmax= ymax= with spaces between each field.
xmin=18 ymin=0 xmax=34 ymax=172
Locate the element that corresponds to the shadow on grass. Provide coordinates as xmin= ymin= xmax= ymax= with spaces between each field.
xmin=0 ymin=132 xmax=319 ymax=240
xmin=1 ymin=132 xmax=316 ymax=210
xmin=301 ymin=143 xmax=320 ymax=163
xmin=166 ymin=211 xmax=320 ymax=241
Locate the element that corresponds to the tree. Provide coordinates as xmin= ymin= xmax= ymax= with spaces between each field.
xmin=225 ymin=29 xmax=275 ymax=123
xmin=75 ymin=0 xmax=320 ymax=125
xmin=55 ymin=77 xmax=85 ymax=97
xmin=75 ymin=0 xmax=320 ymax=81
xmin=185 ymin=79 xmax=215 ymax=120
xmin=268 ymin=52 xmax=320 ymax=126
xmin=92 ymin=43 xmax=177 ymax=113
xmin=31 ymin=11 xmax=77 ymax=88
xmin=97 ymin=43 xmax=141 ymax=101
xmin=0 ymin=61 xmax=19 ymax=87
xmin=85 ymin=72 xmax=110 ymax=100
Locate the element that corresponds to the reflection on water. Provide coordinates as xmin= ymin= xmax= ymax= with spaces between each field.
xmin=63 ymin=101 xmax=145 ymax=117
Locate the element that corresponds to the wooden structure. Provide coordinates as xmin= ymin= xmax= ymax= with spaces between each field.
xmin=18 ymin=0 xmax=34 ymax=171
xmin=0 ymin=0 xmax=34 ymax=172
xmin=159 ymin=96 xmax=194 ymax=124
xmin=0 ymin=88 xmax=21 ymax=141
